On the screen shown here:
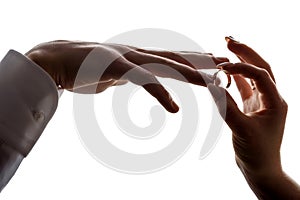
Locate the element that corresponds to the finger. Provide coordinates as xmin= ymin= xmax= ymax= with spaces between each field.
xmin=174 ymin=51 xmax=230 ymax=64
xmin=68 ymin=80 xmax=129 ymax=94
xmin=237 ymin=55 xmax=246 ymax=63
xmin=67 ymin=79 xmax=118 ymax=94
xmin=124 ymin=51 xmax=215 ymax=86
xmin=233 ymin=56 xmax=257 ymax=91
xmin=219 ymin=62 xmax=281 ymax=108
xmin=176 ymin=52 xmax=213 ymax=57
xmin=214 ymin=57 xmax=231 ymax=65
xmin=135 ymin=48 xmax=229 ymax=69
xmin=225 ymin=36 xmax=275 ymax=82
xmin=233 ymin=75 xmax=253 ymax=101
xmin=207 ymin=83 xmax=248 ymax=133
xmin=224 ymin=37 xmax=254 ymax=90
xmin=121 ymin=61 xmax=179 ymax=113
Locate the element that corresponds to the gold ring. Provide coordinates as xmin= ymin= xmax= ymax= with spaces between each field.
xmin=213 ymin=69 xmax=231 ymax=88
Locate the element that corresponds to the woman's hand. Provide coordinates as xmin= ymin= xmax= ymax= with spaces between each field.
xmin=218 ymin=38 xmax=286 ymax=174
xmin=26 ymin=40 xmax=228 ymax=113
xmin=208 ymin=37 xmax=300 ymax=199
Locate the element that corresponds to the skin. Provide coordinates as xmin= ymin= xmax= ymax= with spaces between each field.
xmin=24 ymin=39 xmax=300 ymax=199
xmin=208 ymin=37 xmax=300 ymax=199
xmin=3 ymin=37 xmax=300 ymax=199
xmin=25 ymin=40 xmax=228 ymax=113
xmin=0 ymin=40 xmax=228 ymax=193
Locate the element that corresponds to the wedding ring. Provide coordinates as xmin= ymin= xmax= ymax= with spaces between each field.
xmin=213 ymin=69 xmax=231 ymax=88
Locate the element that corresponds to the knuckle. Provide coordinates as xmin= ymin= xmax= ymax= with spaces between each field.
xmin=192 ymin=69 xmax=201 ymax=79
xmin=281 ymin=99 xmax=288 ymax=112
xmin=26 ymin=49 xmax=43 ymax=62
xmin=257 ymin=62 xmax=272 ymax=73
xmin=148 ymin=74 xmax=158 ymax=83
xmin=274 ymin=98 xmax=288 ymax=114
xmin=142 ymin=72 xmax=158 ymax=85
xmin=257 ymin=68 xmax=270 ymax=79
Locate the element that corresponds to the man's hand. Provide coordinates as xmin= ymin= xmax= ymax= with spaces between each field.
xmin=26 ymin=40 xmax=228 ymax=113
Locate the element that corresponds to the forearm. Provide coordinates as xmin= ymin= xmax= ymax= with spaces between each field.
xmin=240 ymin=165 xmax=300 ymax=199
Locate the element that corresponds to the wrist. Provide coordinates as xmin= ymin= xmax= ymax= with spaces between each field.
xmin=235 ymin=156 xmax=281 ymax=195
xmin=244 ymin=169 xmax=300 ymax=199
xmin=235 ymin=153 xmax=282 ymax=175
xmin=238 ymin=160 xmax=282 ymax=179
xmin=237 ymin=157 xmax=300 ymax=199
xmin=26 ymin=52 xmax=59 ymax=87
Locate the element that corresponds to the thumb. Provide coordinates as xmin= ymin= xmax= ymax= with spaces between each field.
xmin=207 ymin=83 xmax=247 ymax=132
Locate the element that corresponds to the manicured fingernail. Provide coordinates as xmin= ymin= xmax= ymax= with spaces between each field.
xmin=225 ymin=36 xmax=239 ymax=43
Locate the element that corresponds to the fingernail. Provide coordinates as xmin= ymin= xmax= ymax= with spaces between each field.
xmin=225 ymin=36 xmax=239 ymax=43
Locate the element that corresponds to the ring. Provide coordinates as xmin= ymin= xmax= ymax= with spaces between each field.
xmin=213 ymin=69 xmax=231 ymax=88
xmin=250 ymin=79 xmax=256 ymax=90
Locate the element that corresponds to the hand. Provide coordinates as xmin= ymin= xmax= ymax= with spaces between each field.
xmin=217 ymin=37 xmax=286 ymax=173
xmin=208 ymin=37 xmax=300 ymax=199
xmin=26 ymin=40 xmax=228 ymax=113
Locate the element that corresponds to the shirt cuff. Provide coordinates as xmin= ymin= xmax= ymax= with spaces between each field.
xmin=0 ymin=50 xmax=59 ymax=156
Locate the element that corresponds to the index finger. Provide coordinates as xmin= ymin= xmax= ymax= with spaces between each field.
xmin=219 ymin=62 xmax=282 ymax=108
xmin=135 ymin=48 xmax=229 ymax=69
xmin=225 ymin=36 xmax=276 ymax=82
xmin=124 ymin=50 xmax=215 ymax=86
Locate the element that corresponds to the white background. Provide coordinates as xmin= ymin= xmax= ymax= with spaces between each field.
xmin=1 ymin=0 xmax=300 ymax=199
